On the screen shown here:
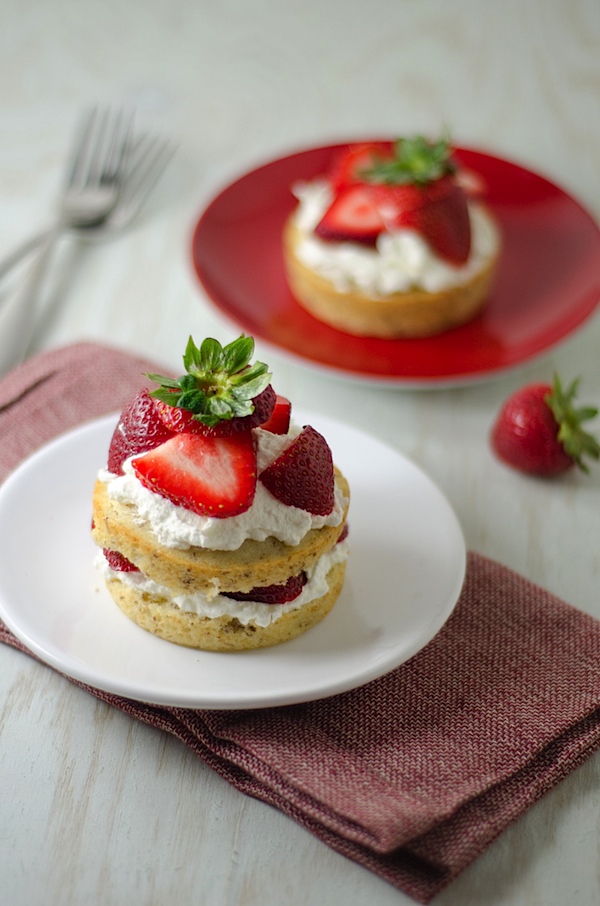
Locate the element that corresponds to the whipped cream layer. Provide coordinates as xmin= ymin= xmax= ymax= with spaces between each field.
xmin=100 ymin=423 xmax=347 ymax=551
xmin=291 ymin=178 xmax=500 ymax=295
xmin=98 ymin=540 xmax=349 ymax=628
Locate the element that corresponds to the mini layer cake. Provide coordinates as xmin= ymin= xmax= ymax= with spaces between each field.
xmin=91 ymin=335 xmax=350 ymax=651
xmin=283 ymin=135 xmax=500 ymax=338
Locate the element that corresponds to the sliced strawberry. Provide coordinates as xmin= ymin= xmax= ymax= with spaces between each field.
xmin=373 ymin=177 xmax=471 ymax=264
xmin=103 ymin=548 xmax=140 ymax=573
xmin=336 ymin=522 xmax=349 ymax=544
xmin=107 ymin=389 xmax=175 ymax=475
xmin=225 ymin=572 xmax=307 ymax=605
xmin=260 ymin=395 xmax=291 ymax=434
xmin=259 ymin=425 xmax=335 ymax=516
xmin=410 ymin=183 xmax=471 ymax=264
xmin=328 ymin=142 xmax=394 ymax=191
xmin=314 ymin=134 xmax=473 ymax=262
xmin=156 ymin=384 xmax=276 ymax=437
xmin=314 ymin=185 xmax=386 ymax=245
xmin=372 ymin=182 xmax=426 ymax=218
xmin=132 ymin=430 xmax=257 ymax=518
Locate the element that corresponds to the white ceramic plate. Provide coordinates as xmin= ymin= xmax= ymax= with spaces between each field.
xmin=0 ymin=412 xmax=466 ymax=709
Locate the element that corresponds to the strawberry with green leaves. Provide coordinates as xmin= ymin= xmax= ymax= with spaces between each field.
xmin=111 ymin=334 xmax=337 ymax=520
xmin=491 ymin=375 xmax=599 ymax=476
xmin=314 ymin=134 xmax=472 ymax=264
xmin=148 ymin=335 xmax=274 ymax=436
xmin=125 ymin=335 xmax=274 ymax=517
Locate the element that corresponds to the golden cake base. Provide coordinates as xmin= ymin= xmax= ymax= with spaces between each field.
xmin=104 ymin=559 xmax=346 ymax=651
xmin=283 ymin=216 xmax=499 ymax=339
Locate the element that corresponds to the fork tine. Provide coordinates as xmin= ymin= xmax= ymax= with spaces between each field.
xmin=65 ymin=107 xmax=99 ymax=189
xmin=82 ymin=108 xmax=113 ymax=186
xmin=127 ymin=133 xmax=160 ymax=173
xmin=118 ymin=135 xmax=174 ymax=207
xmin=120 ymin=135 xmax=172 ymax=196
xmin=99 ymin=109 xmax=134 ymax=184
xmin=67 ymin=107 xmax=132 ymax=191
xmin=84 ymin=108 xmax=132 ymax=187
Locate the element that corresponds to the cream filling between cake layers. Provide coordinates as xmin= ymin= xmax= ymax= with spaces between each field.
xmin=291 ymin=178 xmax=500 ymax=296
xmin=100 ymin=423 xmax=348 ymax=551
xmin=97 ymin=540 xmax=349 ymax=627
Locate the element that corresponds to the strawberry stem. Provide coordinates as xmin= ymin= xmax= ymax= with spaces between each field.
xmin=361 ymin=133 xmax=456 ymax=186
xmin=545 ymin=374 xmax=600 ymax=473
xmin=147 ymin=335 xmax=272 ymax=428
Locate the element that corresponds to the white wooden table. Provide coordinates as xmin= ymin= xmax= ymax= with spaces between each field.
xmin=1 ymin=2 xmax=599 ymax=903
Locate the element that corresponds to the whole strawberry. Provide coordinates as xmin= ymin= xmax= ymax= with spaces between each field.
xmin=491 ymin=375 xmax=599 ymax=476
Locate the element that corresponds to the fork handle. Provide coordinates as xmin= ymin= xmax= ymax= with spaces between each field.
xmin=0 ymin=229 xmax=60 ymax=377
xmin=0 ymin=228 xmax=53 ymax=282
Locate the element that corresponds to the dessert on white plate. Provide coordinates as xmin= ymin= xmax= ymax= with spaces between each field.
xmin=92 ymin=335 xmax=350 ymax=651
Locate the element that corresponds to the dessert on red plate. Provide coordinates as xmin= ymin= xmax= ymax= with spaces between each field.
xmin=92 ymin=335 xmax=350 ymax=651
xmin=283 ymin=134 xmax=501 ymax=338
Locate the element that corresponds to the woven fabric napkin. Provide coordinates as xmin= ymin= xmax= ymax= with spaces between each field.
xmin=2 ymin=343 xmax=600 ymax=903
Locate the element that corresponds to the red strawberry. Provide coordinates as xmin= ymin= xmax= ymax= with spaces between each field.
xmin=373 ymin=177 xmax=471 ymax=264
xmin=328 ymin=142 xmax=394 ymax=191
xmin=491 ymin=375 xmax=599 ymax=476
xmin=103 ymin=549 xmax=140 ymax=573
xmin=315 ymin=135 xmax=472 ymax=262
xmin=259 ymin=425 xmax=335 ymax=515
xmin=372 ymin=182 xmax=424 ymax=217
xmin=314 ymin=176 xmax=471 ymax=262
xmin=225 ymin=572 xmax=307 ymax=605
xmin=314 ymin=185 xmax=386 ymax=245
xmin=260 ymin=394 xmax=291 ymax=434
xmin=132 ymin=430 xmax=257 ymax=517
xmin=336 ymin=522 xmax=349 ymax=544
xmin=107 ymin=389 xmax=174 ymax=475
xmin=156 ymin=384 xmax=276 ymax=437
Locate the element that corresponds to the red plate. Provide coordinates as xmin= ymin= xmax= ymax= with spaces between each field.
xmin=191 ymin=143 xmax=600 ymax=385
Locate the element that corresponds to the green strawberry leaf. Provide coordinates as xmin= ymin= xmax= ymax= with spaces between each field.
xmin=363 ymin=133 xmax=456 ymax=186
xmin=222 ymin=335 xmax=254 ymax=373
xmin=546 ymin=374 xmax=600 ymax=473
xmin=147 ymin=334 xmax=272 ymax=426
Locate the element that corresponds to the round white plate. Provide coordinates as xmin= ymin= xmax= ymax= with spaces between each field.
xmin=0 ymin=412 xmax=466 ymax=709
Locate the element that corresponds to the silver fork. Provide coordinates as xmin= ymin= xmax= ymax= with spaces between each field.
xmin=0 ymin=131 xmax=173 ymax=281
xmin=51 ymin=107 xmax=133 ymax=229
xmin=0 ymin=108 xmax=132 ymax=375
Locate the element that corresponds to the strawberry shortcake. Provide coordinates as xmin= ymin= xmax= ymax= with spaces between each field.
xmin=283 ymin=135 xmax=500 ymax=338
xmin=92 ymin=335 xmax=350 ymax=651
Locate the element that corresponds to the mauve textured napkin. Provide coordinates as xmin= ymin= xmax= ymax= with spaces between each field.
xmin=2 ymin=343 xmax=600 ymax=903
